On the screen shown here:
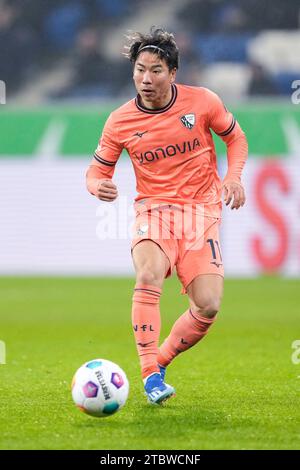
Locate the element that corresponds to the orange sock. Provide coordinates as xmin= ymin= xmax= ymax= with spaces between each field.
xmin=157 ymin=308 xmax=216 ymax=367
xmin=132 ymin=284 xmax=162 ymax=378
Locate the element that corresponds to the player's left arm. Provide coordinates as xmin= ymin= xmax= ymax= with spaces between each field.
xmin=220 ymin=122 xmax=248 ymax=210
xmin=208 ymin=91 xmax=248 ymax=210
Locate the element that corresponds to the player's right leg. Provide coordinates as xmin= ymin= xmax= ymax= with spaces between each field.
xmin=131 ymin=239 xmax=175 ymax=404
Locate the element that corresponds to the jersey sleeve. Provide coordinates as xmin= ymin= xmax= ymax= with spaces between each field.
xmin=92 ymin=112 xmax=123 ymax=176
xmin=86 ymin=113 xmax=123 ymax=195
xmin=207 ymin=89 xmax=235 ymax=137
xmin=206 ymin=89 xmax=248 ymax=184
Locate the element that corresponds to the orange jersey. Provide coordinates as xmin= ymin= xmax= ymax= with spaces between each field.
xmin=88 ymin=84 xmax=247 ymax=217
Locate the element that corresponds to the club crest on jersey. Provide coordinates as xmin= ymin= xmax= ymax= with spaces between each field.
xmin=180 ymin=113 xmax=195 ymax=130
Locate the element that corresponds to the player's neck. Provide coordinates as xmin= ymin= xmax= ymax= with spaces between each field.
xmin=139 ymin=85 xmax=173 ymax=110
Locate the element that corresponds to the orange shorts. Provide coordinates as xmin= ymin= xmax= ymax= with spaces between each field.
xmin=131 ymin=204 xmax=224 ymax=294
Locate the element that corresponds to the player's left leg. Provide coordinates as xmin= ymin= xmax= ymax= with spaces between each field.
xmin=157 ymin=274 xmax=223 ymax=368
xmin=157 ymin=216 xmax=224 ymax=371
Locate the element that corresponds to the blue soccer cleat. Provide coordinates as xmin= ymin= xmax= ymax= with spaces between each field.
xmin=144 ymin=372 xmax=175 ymax=405
xmin=158 ymin=364 xmax=166 ymax=381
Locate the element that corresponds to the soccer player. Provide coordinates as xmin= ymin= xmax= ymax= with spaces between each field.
xmin=86 ymin=28 xmax=247 ymax=404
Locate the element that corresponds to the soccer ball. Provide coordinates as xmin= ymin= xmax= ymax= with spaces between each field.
xmin=71 ymin=359 xmax=129 ymax=418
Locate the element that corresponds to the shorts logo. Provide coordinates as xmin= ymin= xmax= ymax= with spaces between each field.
xmin=137 ymin=224 xmax=148 ymax=236
xmin=180 ymin=113 xmax=195 ymax=130
xmin=210 ymin=261 xmax=223 ymax=268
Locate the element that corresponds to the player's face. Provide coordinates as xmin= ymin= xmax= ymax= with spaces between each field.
xmin=133 ymin=52 xmax=176 ymax=109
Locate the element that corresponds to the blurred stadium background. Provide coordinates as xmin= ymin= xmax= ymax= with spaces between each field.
xmin=0 ymin=0 xmax=300 ymax=451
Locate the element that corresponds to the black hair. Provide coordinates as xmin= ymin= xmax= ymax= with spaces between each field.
xmin=124 ymin=26 xmax=179 ymax=71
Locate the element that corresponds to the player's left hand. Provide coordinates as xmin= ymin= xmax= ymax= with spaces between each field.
xmin=222 ymin=180 xmax=246 ymax=210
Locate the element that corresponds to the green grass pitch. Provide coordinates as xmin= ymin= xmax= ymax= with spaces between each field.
xmin=0 ymin=276 xmax=299 ymax=450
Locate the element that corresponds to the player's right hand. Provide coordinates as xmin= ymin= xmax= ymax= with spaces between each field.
xmin=95 ymin=179 xmax=118 ymax=202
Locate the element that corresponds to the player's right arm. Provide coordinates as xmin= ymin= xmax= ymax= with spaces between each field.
xmin=86 ymin=171 xmax=118 ymax=202
xmin=86 ymin=113 xmax=123 ymax=202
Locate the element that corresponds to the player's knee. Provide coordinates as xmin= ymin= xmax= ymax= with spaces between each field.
xmin=136 ymin=268 xmax=164 ymax=287
xmin=193 ymin=297 xmax=220 ymax=319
